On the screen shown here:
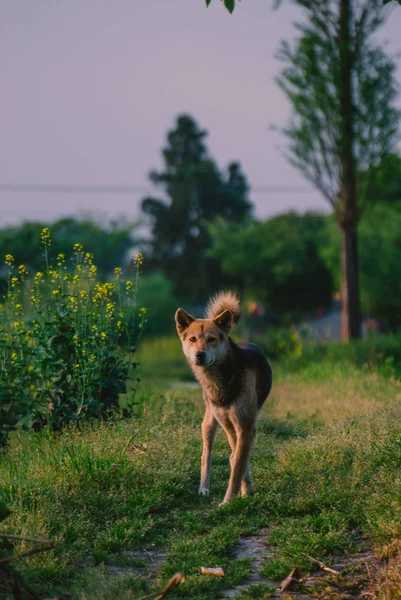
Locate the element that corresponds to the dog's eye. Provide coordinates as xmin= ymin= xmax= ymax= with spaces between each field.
xmin=189 ymin=336 xmax=196 ymax=342
xmin=208 ymin=337 xmax=216 ymax=343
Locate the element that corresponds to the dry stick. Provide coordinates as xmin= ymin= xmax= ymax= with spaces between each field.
xmin=0 ymin=543 xmax=54 ymax=565
xmin=135 ymin=573 xmax=185 ymax=600
xmin=302 ymin=553 xmax=341 ymax=575
xmin=0 ymin=534 xmax=52 ymax=545
xmin=277 ymin=567 xmax=303 ymax=593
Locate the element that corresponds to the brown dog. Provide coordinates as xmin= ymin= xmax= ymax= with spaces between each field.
xmin=175 ymin=291 xmax=272 ymax=505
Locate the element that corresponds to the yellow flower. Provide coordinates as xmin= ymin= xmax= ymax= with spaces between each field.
xmin=74 ymin=363 xmax=80 ymax=369
xmin=73 ymin=243 xmax=83 ymax=253
xmin=134 ymin=253 xmax=143 ymax=266
xmin=41 ymin=227 xmax=51 ymax=245
xmin=11 ymin=277 xmax=19 ymax=287
xmin=5 ymin=254 xmax=14 ymax=266
xmin=52 ymin=289 xmax=60 ymax=296
xmin=100 ymin=332 xmax=107 ymax=340
xmin=56 ymin=253 xmax=65 ymax=266
xmin=18 ymin=265 xmax=28 ymax=276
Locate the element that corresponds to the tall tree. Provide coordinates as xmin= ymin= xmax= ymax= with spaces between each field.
xmin=141 ymin=115 xmax=252 ymax=304
xmin=276 ymin=0 xmax=400 ymax=340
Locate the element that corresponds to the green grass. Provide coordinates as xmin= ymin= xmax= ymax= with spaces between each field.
xmin=2 ymin=346 xmax=401 ymax=598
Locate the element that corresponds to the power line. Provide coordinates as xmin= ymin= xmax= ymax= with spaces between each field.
xmin=0 ymin=183 xmax=317 ymax=195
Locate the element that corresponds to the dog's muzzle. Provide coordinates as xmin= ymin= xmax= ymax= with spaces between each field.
xmin=195 ymin=351 xmax=207 ymax=365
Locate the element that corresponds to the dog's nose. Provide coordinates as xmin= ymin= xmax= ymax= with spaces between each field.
xmin=196 ymin=351 xmax=206 ymax=363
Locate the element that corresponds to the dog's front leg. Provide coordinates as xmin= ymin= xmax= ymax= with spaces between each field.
xmin=199 ymin=406 xmax=217 ymax=496
xmin=221 ymin=427 xmax=255 ymax=505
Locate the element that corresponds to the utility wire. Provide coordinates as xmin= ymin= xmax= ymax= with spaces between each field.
xmin=0 ymin=183 xmax=316 ymax=195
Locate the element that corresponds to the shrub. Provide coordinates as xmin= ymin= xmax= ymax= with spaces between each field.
xmin=0 ymin=229 xmax=145 ymax=444
xmin=253 ymin=326 xmax=303 ymax=362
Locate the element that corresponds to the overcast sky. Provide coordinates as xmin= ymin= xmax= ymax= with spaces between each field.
xmin=1 ymin=0 xmax=400 ymax=226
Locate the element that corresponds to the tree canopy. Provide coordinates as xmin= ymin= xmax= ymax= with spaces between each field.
xmin=141 ymin=114 xmax=252 ymax=304
xmin=209 ymin=212 xmax=333 ymax=324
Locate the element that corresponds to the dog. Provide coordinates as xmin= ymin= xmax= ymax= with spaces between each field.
xmin=175 ymin=291 xmax=272 ymax=505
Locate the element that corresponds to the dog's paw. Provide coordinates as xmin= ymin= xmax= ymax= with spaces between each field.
xmin=198 ymin=486 xmax=210 ymax=497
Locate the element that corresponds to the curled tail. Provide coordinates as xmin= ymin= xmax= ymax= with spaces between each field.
xmin=205 ymin=291 xmax=241 ymax=324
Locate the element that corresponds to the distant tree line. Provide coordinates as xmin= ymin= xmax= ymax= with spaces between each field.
xmin=2 ymin=114 xmax=401 ymax=334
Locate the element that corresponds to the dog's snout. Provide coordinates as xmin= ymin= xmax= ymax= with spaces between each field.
xmin=196 ymin=351 xmax=206 ymax=363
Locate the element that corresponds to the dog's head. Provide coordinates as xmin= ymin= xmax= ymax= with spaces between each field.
xmin=175 ymin=308 xmax=233 ymax=367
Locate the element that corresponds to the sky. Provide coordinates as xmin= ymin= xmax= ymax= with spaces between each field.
xmin=1 ymin=0 xmax=400 ymax=226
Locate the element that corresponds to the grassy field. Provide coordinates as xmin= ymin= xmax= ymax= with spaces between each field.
xmin=2 ymin=337 xmax=401 ymax=598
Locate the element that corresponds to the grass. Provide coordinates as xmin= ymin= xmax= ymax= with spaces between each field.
xmin=2 ymin=338 xmax=401 ymax=598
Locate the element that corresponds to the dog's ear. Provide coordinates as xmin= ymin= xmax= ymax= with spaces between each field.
xmin=213 ymin=309 xmax=233 ymax=334
xmin=175 ymin=308 xmax=196 ymax=335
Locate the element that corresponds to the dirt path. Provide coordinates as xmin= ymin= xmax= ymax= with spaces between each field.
xmin=79 ymin=530 xmax=377 ymax=599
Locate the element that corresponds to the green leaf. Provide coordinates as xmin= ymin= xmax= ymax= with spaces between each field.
xmin=224 ymin=0 xmax=235 ymax=12
xmin=206 ymin=0 xmax=212 ymax=6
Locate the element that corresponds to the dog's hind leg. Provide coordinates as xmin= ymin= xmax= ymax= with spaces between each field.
xmin=199 ymin=406 xmax=218 ymax=496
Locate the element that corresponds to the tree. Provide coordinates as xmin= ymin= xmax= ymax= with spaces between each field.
xmin=209 ymin=212 xmax=333 ymax=324
xmin=276 ymin=0 xmax=400 ymax=340
xmin=141 ymin=114 xmax=252 ymax=304
xmin=322 ymin=155 xmax=401 ymax=330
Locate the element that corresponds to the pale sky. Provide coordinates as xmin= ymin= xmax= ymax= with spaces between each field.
xmin=1 ymin=0 xmax=400 ymax=226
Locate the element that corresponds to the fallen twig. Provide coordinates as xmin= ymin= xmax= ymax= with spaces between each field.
xmin=0 ymin=543 xmax=54 ymax=565
xmin=277 ymin=567 xmax=303 ymax=593
xmin=302 ymin=553 xmax=341 ymax=575
xmin=135 ymin=573 xmax=185 ymax=600
xmin=0 ymin=534 xmax=52 ymax=544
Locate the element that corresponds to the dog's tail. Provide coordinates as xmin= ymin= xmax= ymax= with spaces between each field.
xmin=205 ymin=291 xmax=241 ymax=325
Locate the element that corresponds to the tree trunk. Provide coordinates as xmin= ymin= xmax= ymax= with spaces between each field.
xmin=340 ymin=223 xmax=361 ymax=340
xmin=338 ymin=0 xmax=361 ymax=340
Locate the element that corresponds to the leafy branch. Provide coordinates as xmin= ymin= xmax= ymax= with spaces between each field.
xmin=205 ymin=0 xmax=237 ymax=14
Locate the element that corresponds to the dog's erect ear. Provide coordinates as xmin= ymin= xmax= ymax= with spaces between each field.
xmin=175 ymin=308 xmax=196 ymax=335
xmin=213 ymin=309 xmax=233 ymax=334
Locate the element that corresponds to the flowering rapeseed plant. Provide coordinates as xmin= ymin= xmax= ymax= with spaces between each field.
xmin=0 ymin=229 xmax=145 ymax=443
